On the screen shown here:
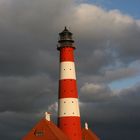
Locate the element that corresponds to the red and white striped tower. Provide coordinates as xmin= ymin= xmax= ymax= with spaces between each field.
xmin=57 ymin=27 xmax=82 ymax=140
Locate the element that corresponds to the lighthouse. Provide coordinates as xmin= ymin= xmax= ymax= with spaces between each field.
xmin=22 ymin=27 xmax=100 ymax=140
xmin=57 ymin=27 xmax=82 ymax=140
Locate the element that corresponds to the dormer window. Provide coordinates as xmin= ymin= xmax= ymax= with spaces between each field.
xmin=34 ymin=130 xmax=44 ymax=136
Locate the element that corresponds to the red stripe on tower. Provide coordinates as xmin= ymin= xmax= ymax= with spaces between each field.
xmin=57 ymin=27 xmax=82 ymax=140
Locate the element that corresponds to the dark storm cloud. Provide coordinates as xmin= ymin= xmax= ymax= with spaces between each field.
xmin=0 ymin=0 xmax=140 ymax=140
xmin=0 ymin=111 xmax=44 ymax=139
xmin=78 ymin=66 xmax=139 ymax=84
xmin=0 ymin=0 xmax=75 ymax=77
xmin=80 ymin=83 xmax=112 ymax=102
xmin=0 ymin=1 xmax=140 ymax=77
xmin=0 ymin=75 xmax=58 ymax=113
xmin=80 ymin=83 xmax=140 ymax=139
xmin=72 ymin=4 xmax=140 ymax=75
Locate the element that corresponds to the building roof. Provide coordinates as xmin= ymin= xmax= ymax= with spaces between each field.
xmin=22 ymin=118 xmax=69 ymax=140
xmin=82 ymin=128 xmax=100 ymax=140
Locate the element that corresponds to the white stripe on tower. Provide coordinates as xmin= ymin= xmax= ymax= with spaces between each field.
xmin=58 ymin=98 xmax=80 ymax=117
xmin=60 ymin=62 xmax=76 ymax=80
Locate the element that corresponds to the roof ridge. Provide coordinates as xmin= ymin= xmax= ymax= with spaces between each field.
xmin=45 ymin=120 xmax=60 ymax=139
xmin=44 ymin=119 xmax=69 ymax=140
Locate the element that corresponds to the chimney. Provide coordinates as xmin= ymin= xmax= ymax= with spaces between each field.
xmin=85 ymin=122 xmax=88 ymax=130
xmin=45 ymin=112 xmax=51 ymax=121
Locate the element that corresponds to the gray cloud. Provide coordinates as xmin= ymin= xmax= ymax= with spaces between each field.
xmin=80 ymin=83 xmax=113 ymax=102
xmin=0 ymin=75 xmax=58 ymax=113
xmin=72 ymin=4 xmax=140 ymax=75
xmin=0 ymin=0 xmax=140 ymax=140
xmin=78 ymin=66 xmax=139 ymax=84
xmin=80 ymin=83 xmax=140 ymax=140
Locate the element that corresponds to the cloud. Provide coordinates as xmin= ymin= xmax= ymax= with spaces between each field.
xmin=0 ymin=1 xmax=140 ymax=78
xmin=80 ymin=82 xmax=140 ymax=122
xmin=72 ymin=4 xmax=140 ymax=74
xmin=80 ymin=83 xmax=140 ymax=139
xmin=80 ymin=83 xmax=113 ymax=102
xmin=0 ymin=75 xmax=58 ymax=113
xmin=0 ymin=0 xmax=140 ymax=140
xmin=78 ymin=66 xmax=139 ymax=84
xmin=48 ymin=102 xmax=58 ymax=114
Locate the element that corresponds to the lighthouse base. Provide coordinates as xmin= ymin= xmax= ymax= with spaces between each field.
xmin=58 ymin=116 xmax=82 ymax=140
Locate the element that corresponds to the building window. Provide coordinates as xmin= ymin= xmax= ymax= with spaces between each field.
xmin=34 ymin=131 xmax=44 ymax=136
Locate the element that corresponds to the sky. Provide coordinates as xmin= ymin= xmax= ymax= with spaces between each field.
xmin=88 ymin=0 xmax=140 ymax=18
xmin=0 ymin=0 xmax=140 ymax=140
